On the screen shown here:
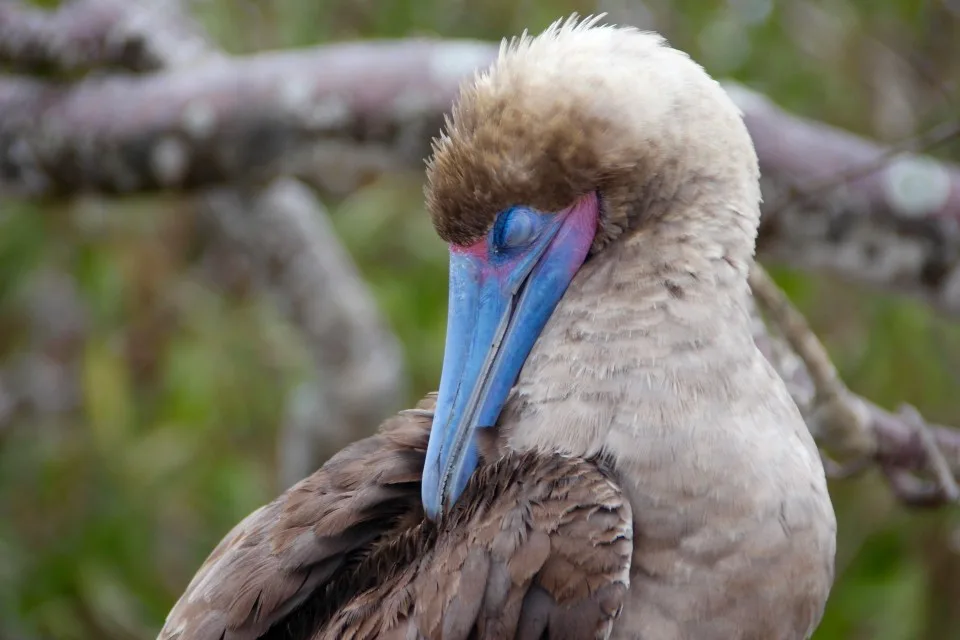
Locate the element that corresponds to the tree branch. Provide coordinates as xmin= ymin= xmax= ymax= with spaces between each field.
xmin=0 ymin=0 xmax=407 ymax=480
xmin=727 ymin=83 xmax=960 ymax=318
xmin=201 ymin=180 xmax=406 ymax=486
xmin=2 ymin=1 xmax=959 ymax=500
xmin=2 ymin=37 xmax=959 ymax=318
xmin=0 ymin=40 xmax=488 ymax=196
xmin=750 ymin=265 xmax=960 ymax=507
xmin=0 ymin=0 xmax=210 ymax=74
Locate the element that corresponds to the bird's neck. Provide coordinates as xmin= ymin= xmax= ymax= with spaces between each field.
xmin=498 ymin=218 xmax=765 ymax=458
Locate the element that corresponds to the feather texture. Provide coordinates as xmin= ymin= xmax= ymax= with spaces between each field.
xmin=159 ymin=395 xmax=633 ymax=640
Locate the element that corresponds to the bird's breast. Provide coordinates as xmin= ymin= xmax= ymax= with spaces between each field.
xmin=604 ymin=392 xmax=836 ymax=640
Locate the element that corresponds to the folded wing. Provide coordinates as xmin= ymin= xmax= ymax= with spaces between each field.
xmin=160 ymin=394 xmax=633 ymax=640
xmin=158 ymin=396 xmax=436 ymax=640
xmin=319 ymin=451 xmax=634 ymax=640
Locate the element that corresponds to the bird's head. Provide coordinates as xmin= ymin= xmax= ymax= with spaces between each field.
xmin=421 ymin=14 xmax=761 ymax=520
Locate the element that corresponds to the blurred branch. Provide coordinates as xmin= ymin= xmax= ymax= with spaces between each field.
xmin=726 ymin=83 xmax=960 ymax=318
xmin=0 ymin=40 xmax=486 ymax=195
xmin=0 ymin=269 xmax=88 ymax=430
xmin=2 ymin=1 xmax=959 ymax=497
xmin=201 ymin=180 xmax=406 ymax=486
xmin=0 ymin=0 xmax=406 ymax=479
xmin=3 ymin=36 xmax=960 ymax=318
xmin=0 ymin=0 xmax=209 ymax=73
xmin=133 ymin=0 xmax=405 ymax=481
xmin=750 ymin=264 xmax=960 ymax=508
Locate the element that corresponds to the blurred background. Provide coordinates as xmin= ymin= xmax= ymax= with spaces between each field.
xmin=2 ymin=0 xmax=960 ymax=638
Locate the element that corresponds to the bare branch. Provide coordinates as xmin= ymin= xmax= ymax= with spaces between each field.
xmin=202 ymin=180 xmax=407 ymax=485
xmin=139 ymin=1 xmax=407 ymax=477
xmin=748 ymin=264 xmax=875 ymax=458
xmin=2 ymin=38 xmax=960 ymax=318
xmin=0 ymin=40 xmax=488 ymax=196
xmin=901 ymin=404 xmax=960 ymax=502
xmin=750 ymin=265 xmax=960 ymax=507
xmin=3 ymin=2 xmax=959 ymax=498
xmin=0 ymin=268 xmax=88 ymax=430
xmin=0 ymin=0 xmax=408 ymax=477
xmin=0 ymin=0 xmax=210 ymax=74
xmin=726 ymin=83 xmax=960 ymax=318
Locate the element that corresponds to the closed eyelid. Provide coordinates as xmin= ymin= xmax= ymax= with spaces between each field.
xmin=491 ymin=207 xmax=548 ymax=254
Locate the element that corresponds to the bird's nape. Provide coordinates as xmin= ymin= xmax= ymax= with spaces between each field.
xmin=421 ymin=191 xmax=599 ymax=519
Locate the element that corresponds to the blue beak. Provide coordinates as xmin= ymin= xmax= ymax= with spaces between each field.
xmin=421 ymin=193 xmax=599 ymax=520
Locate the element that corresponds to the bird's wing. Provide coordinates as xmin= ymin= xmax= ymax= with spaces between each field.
xmin=157 ymin=395 xmax=436 ymax=640
xmin=319 ymin=451 xmax=634 ymax=640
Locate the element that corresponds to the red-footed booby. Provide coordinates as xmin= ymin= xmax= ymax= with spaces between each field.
xmin=159 ymin=15 xmax=836 ymax=640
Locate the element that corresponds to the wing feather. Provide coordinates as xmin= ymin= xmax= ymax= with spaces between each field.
xmin=318 ymin=452 xmax=634 ymax=640
xmin=158 ymin=396 xmax=435 ymax=640
xmin=161 ymin=394 xmax=633 ymax=640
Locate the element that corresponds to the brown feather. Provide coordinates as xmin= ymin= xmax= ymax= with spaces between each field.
xmin=317 ymin=450 xmax=633 ymax=640
xmin=424 ymin=21 xmax=699 ymax=255
xmin=158 ymin=397 xmax=434 ymax=640
xmin=159 ymin=394 xmax=633 ymax=640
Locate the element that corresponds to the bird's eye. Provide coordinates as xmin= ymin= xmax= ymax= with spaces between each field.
xmin=494 ymin=207 xmax=539 ymax=251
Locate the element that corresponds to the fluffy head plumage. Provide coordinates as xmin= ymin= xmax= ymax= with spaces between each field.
xmin=425 ymin=14 xmax=761 ymax=259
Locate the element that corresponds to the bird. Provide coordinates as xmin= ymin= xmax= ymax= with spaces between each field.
xmin=159 ymin=14 xmax=837 ymax=640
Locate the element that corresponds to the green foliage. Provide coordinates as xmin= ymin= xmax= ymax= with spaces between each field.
xmin=2 ymin=1 xmax=959 ymax=639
